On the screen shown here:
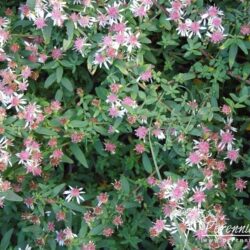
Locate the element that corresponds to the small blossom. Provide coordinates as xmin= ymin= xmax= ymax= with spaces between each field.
xmin=235 ymin=178 xmax=247 ymax=192
xmin=63 ymin=186 xmax=85 ymax=204
xmin=135 ymin=126 xmax=148 ymax=139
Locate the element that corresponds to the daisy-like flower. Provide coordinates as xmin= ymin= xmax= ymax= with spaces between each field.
xmin=46 ymin=8 xmax=67 ymax=27
xmin=105 ymin=2 xmax=123 ymax=25
xmin=130 ymin=3 xmax=148 ymax=18
xmin=7 ymin=93 xmax=27 ymax=112
xmin=218 ymin=130 xmax=235 ymax=150
xmin=152 ymin=129 xmax=165 ymax=140
xmin=127 ymin=32 xmax=141 ymax=53
xmin=186 ymin=151 xmax=202 ymax=167
xmin=73 ymin=37 xmax=91 ymax=55
xmin=56 ymin=230 xmax=65 ymax=246
xmin=207 ymin=30 xmax=226 ymax=44
xmin=192 ymin=187 xmax=206 ymax=206
xmin=225 ymin=149 xmax=239 ymax=164
xmin=93 ymin=53 xmax=111 ymax=69
xmin=135 ymin=126 xmax=148 ymax=139
xmin=63 ymin=186 xmax=85 ymax=204
xmin=0 ymin=17 xmax=9 ymax=29
xmin=186 ymin=19 xmax=206 ymax=38
xmin=177 ymin=21 xmax=189 ymax=37
xmin=235 ymin=178 xmax=247 ymax=192
xmin=78 ymin=15 xmax=95 ymax=28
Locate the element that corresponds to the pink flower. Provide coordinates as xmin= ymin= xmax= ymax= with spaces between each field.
xmin=147 ymin=176 xmax=157 ymax=186
xmin=186 ymin=151 xmax=202 ymax=167
xmin=51 ymin=100 xmax=61 ymax=111
xmin=56 ymin=230 xmax=65 ymax=246
xmin=219 ymin=130 xmax=234 ymax=150
xmin=108 ymin=106 xmax=120 ymax=118
xmin=51 ymin=149 xmax=63 ymax=159
xmin=48 ymin=222 xmax=55 ymax=232
xmin=240 ymin=24 xmax=250 ymax=35
xmin=208 ymin=6 xmax=220 ymax=17
xmin=103 ymin=227 xmax=114 ymax=237
xmin=122 ymin=97 xmax=136 ymax=107
xmin=56 ymin=211 xmax=65 ymax=221
xmin=131 ymin=5 xmax=147 ymax=18
xmin=192 ymin=189 xmax=206 ymax=205
xmin=112 ymin=180 xmax=121 ymax=190
xmin=134 ymin=143 xmax=145 ymax=154
xmin=74 ymin=37 xmax=88 ymax=53
xmin=176 ymin=179 xmax=189 ymax=192
xmin=153 ymin=219 xmax=167 ymax=233
xmin=106 ymin=94 xmax=118 ymax=103
xmin=221 ymin=104 xmax=231 ymax=115
xmin=209 ymin=31 xmax=225 ymax=43
xmin=135 ymin=126 xmax=148 ymax=139
xmin=71 ymin=132 xmax=84 ymax=143
xmin=24 ymin=197 xmax=34 ymax=209
xmin=82 ymin=241 xmax=96 ymax=250
xmin=63 ymin=186 xmax=85 ymax=204
xmin=194 ymin=140 xmax=210 ymax=154
xmin=235 ymin=178 xmax=247 ymax=192
xmin=226 ymin=149 xmax=239 ymax=164
xmin=106 ymin=4 xmax=120 ymax=19
xmin=195 ymin=229 xmax=207 ymax=240
xmin=170 ymin=186 xmax=184 ymax=200
xmin=21 ymin=66 xmax=32 ymax=78
xmin=34 ymin=17 xmax=47 ymax=29
xmin=215 ymin=161 xmax=226 ymax=173
xmin=97 ymin=192 xmax=109 ymax=206
xmin=112 ymin=215 xmax=123 ymax=227
xmin=104 ymin=142 xmax=116 ymax=154
xmin=139 ymin=69 xmax=152 ymax=82
xmin=51 ymin=48 xmax=63 ymax=60
xmin=110 ymin=84 xmax=120 ymax=94
xmin=17 ymin=150 xmax=30 ymax=164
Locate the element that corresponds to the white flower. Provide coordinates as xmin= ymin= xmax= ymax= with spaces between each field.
xmin=63 ymin=186 xmax=85 ymax=204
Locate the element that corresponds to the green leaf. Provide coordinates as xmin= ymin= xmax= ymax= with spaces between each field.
xmin=52 ymin=183 xmax=66 ymax=197
xmin=229 ymin=44 xmax=238 ymax=69
xmin=121 ymin=176 xmax=130 ymax=194
xmin=142 ymin=153 xmax=153 ymax=173
xmin=70 ymin=143 xmax=88 ymax=168
xmin=61 ymin=155 xmax=74 ymax=164
xmin=55 ymin=89 xmax=63 ymax=101
xmin=232 ymin=169 xmax=250 ymax=178
xmin=0 ymin=229 xmax=13 ymax=250
xmin=62 ymin=201 xmax=85 ymax=212
xmin=66 ymin=20 xmax=74 ymax=39
xmin=42 ymin=21 xmax=53 ymax=44
xmin=35 ymin=127 xmax=58 ymax=136
xmin=56 ymin=66 xmax=64 ymax=83
xmin=44 ymin=73 xmax=56 ymax=88
xmin=63 ymin=21 xmax=74 ymax=50
xmin=61 ymin=77 xmax=74 ymax=92
xmin=95 ymin=86 xmax=108 ymax=100
xmin=26 ymin=0 xmax=36 ymax=9
xmin=237 ymin=39 xmax=248 ymax=55
xmin=90 ymin=225 xmax=105 ymax=235
xmin=70 ymin=120 xmax=86 ymax=128
xmin=220 ymin=38 xmax=234 ymax=50
xmin=114 ymin=61 xmax=129 ymax=75
xmin=1 ymin=190 xmax=23 ymax=202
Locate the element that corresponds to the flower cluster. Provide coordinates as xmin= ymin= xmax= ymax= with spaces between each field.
xmin=167 ymin=2 xmax=226 ymax=43
xmin=149 ymin=178 xmax=233 ymax=249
